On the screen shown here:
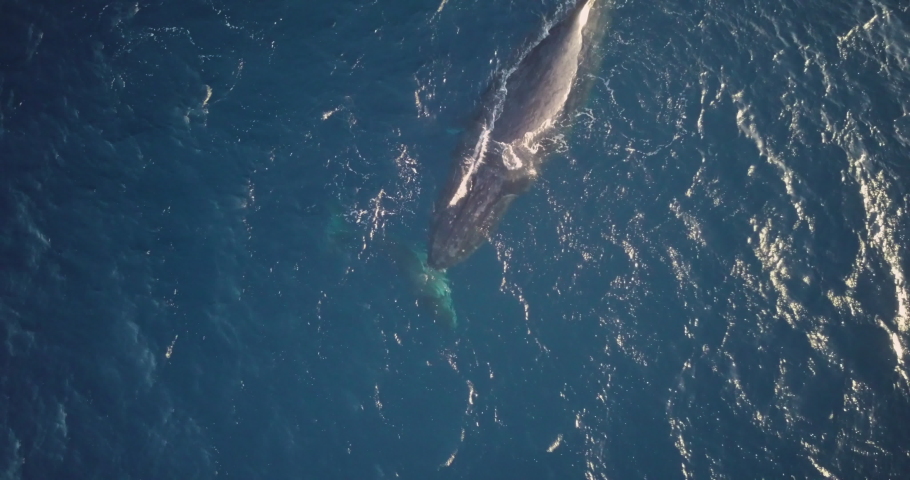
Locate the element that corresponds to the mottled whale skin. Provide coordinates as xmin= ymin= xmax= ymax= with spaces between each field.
xmin=428 ymin=0 xmax=604 ymax=270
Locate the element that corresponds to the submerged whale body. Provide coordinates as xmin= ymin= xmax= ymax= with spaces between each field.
xmin=319 ymin=204 xmax=458 ymax=327
xmin=386 ymin=240 xmax=458 ymax=328
xmin=428 ymin=0 xmax=605 ymax=270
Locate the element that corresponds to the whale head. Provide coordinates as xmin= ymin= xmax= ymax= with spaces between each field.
xmin=414 ymin=268 xmax=458 ymax=329
xmin=428 ymin=169 xmax=519 ymax=270
xmin=385 ymin=239 xmax=459 ymax=328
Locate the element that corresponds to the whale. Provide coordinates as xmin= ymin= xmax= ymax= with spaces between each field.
xmin=319 ymin=203 xmax=458 ymax=327
xmin=427 ymin=0 xmax=606 ymax=270
xmin=386 ymin=240 xmax=458 ymax=328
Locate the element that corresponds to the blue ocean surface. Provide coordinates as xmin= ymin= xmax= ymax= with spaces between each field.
xmin=2 ymin=0 xmax=910 ymax=478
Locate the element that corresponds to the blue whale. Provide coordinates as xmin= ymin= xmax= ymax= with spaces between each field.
xmin=428 ymin=0 xmax=605 ymax=270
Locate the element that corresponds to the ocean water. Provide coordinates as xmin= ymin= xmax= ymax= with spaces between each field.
xmin=2 ymin=0 xmax=910 ymax=478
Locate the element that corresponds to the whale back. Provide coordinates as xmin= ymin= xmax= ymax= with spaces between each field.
xmin=493 ymin=0 xmax=598 ymax=145
xmin=427 ymin=0 xmax=607 ymax=270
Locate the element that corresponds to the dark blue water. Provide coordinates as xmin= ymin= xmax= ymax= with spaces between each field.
xmin=2 ymin=0 xmax=910 ymax=478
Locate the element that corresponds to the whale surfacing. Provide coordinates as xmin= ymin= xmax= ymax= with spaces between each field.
xmin=428 ymin=0 xmax=605 ymax=270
